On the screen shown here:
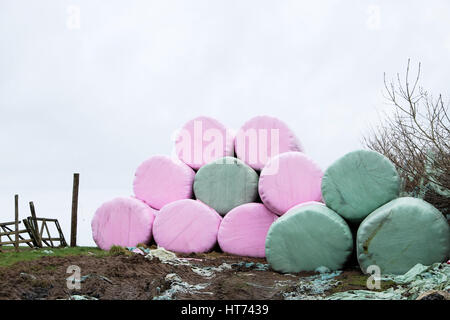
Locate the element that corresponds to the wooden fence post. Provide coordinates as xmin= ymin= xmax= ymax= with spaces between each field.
xmin=70 ymin=173 xmax=80 ymax=247
xmin=14 ymin=194 xmax=19 ymax=252
xmin=29 ymin=201 xmax=42 ymax=247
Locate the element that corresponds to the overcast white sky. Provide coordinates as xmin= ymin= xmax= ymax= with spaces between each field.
xmin=1 ymin=0 xmax=449 ymax=246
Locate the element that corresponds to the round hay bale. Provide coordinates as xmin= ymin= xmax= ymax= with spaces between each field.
xmin=153 ymin=199 xmax=222 ymax=253
xmin=193 ymin=157 xmax=259 ymax=215
xmin=218 ymin=203 xmax=278 ymax=258
xmin=133 ymin=155 xmax=195 ymax=210
xmin=235 ymin=115 xmax=303 ymax=170
xmin=357 ymin=197 xmax=450 ymax=275
xmin=282 ymin=201 xmax=325 ymax=217
xmin=258 ymin=152 xmax=323 ymax=215
xmin=175 ymin=116 xmax=235 ymax=170
xmin=321 ymin=150 xmax=400 ymax=223
xmin=91 ymin=197 xmax=156 ymax=250
xmin=265 ymin=203 xmax=353 ymax=273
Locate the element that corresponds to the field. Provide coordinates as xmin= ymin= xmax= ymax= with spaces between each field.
xmin=0 ymin=246 xmax=401 ymax=300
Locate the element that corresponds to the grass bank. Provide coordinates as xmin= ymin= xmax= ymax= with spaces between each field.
xmin=0 ymin=246 xmax=108 ymax=267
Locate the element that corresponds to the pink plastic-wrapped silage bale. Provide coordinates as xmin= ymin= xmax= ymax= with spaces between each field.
xmin=258 ymin=152 xmax=323 ymax=215
xmin=175 ymin=116 xmax=235 ymax=170
xmin=133 ymin=155 xmax=195 ymax=210
xmin=218 ymin=203 xmax=278 ymax=258
xmin=152 ymin=199 xmax=222 ymax=253
xmin=235 ymin=116 xmax=303 ymax=170
xmin=91 ymin=197 xmax=157 ymax=250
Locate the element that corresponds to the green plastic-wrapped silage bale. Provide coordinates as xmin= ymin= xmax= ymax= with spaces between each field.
xmin=321 ymin=150 xmax=400 ymax=223
xmin=357 ymin=197 xmax=450 ymax=275
xmin=265 ymin=203 xmax=353 ymax=273
xmin=193 ymin=157 xmax=259 ymax=215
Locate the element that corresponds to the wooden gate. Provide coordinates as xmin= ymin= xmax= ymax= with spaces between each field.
xmin=0 ymin=197 xmax=67 ymax=250
xmin=23 ymin=217 xmax=68 ymax=248
xmin=0 ymin=221 xmax=34 ymax=248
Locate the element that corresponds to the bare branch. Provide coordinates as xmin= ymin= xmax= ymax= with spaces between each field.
xmin=364 ymin=60 xmax=449 ymax=214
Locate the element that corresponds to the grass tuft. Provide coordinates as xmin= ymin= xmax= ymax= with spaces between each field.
xmin=108 ymin=245 xmax=132 ymax=256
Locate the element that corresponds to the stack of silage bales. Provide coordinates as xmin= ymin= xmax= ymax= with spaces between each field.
xmin=320 ymin=150 xmax=450 ymax=274
xmin=91 ymin=115 xmax=450 ymax=275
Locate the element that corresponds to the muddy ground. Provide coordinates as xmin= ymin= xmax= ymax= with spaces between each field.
xmin=0 ymin=249 xmax=395 ymax=300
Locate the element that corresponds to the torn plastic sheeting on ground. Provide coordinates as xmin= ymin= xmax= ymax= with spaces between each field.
xmin=130 ymin=247 xmax=149 ymax=255
xmin=191 ymin=263 xmax=233 ymax=278
xmin=133 ymin=246 xmax=191 ymax=266
xmin=152 ymin=273 xmax=212 ymax=300
xmin=127 ymin=246 xmax=151 ymax=255
xmin=79 ymin=274 xmax=113 ymax=284
xmin=130 ymin=247 xmax=243 ymax=279
xmin=20 ymin=273 xmax=37 ymax=281
xmin=282 ymin=270 xmax=342 ymax=300
xmin=230 ymin=262 xmax=270 ymax=271
xmin=386 ymin=263 xmax=450 ymax=298
xmin=315 ymin=266 xmax=331 ymax=274
xmin=143 ymin=247 xmax=190 ymax=266
xmin=138 ymin=248 xmax=226 ymax=278
xmin=133 ymin=246 xmax=268 ymax=278
xmin=327 ymin=263 xmax=450 ymax=300
xmin=68 ymin=295 xmax=99 ymax=300
xmin=189 ymin=262 xmax=270 ymax=279
xmin=326 ymin=288 xmax=404 ymax=300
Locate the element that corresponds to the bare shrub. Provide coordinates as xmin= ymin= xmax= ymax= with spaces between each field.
xmin=363 ymin=60 xmax=450 ymax=216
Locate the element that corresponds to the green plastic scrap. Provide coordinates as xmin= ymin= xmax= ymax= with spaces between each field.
xmin=326 ymin=263 xmax=450 ymax=300
xmin=283 ymin=271 xmax=342 ymax=300
xmin=388 ymin=263 xmax=449 ymax=299
xmin=326 ymin=288 xmax=404 ymax=300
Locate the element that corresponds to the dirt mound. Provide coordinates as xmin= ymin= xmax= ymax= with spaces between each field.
xmin=0 ymin=251 xmax=368 ymax=300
